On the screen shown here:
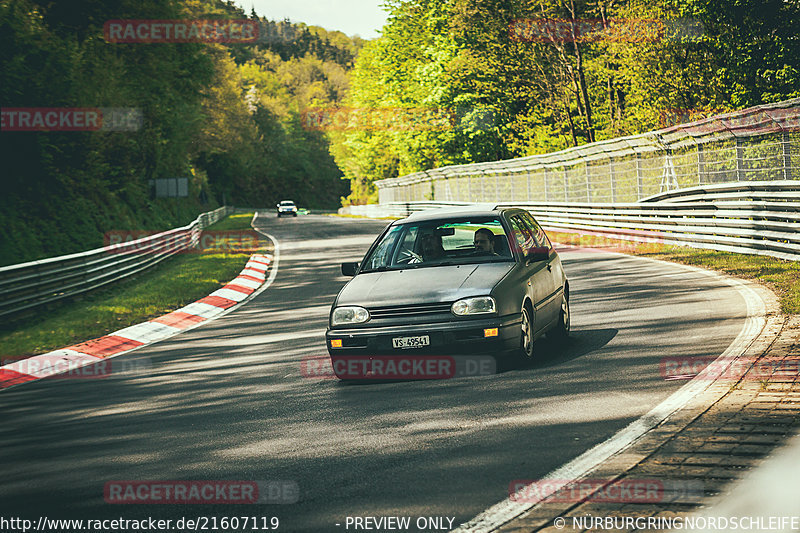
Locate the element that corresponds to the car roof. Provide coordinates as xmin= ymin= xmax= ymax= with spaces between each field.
xmin=280 ymin=200 xmax=295 ymax=203
xmin=396 ymin=205 xmax=522 ymax=224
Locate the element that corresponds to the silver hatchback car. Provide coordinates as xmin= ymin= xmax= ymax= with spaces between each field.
xmin=326 ymin=207 xmax=570 ymax=377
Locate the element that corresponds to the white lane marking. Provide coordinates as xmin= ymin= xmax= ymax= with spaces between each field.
xmin=452 ymin=253 xmax=769 ymax=533
xmin=249 ymin=212 xmax=281 ymax=296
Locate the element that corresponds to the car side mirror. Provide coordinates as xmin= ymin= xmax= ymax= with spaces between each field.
xmin=526 ymin=247 xmax=550 ymax=263
xmin=341 ymin=262 xmax=359 ymax=276
xmin=276 ymin=203 xmax=280 ymax=208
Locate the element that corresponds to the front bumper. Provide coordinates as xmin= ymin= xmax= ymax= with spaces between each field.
xmin=325 ymin=314 xmax=521 ymax=357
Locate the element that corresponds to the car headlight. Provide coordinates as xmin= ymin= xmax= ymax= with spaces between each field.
xmin=331 ymin=306 xmax=370 ymax=326
xmin=451 ymin=296 xmax=496 ymax=316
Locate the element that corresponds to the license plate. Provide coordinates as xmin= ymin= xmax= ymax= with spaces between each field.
xmin=392 ymin=335 xmax=430 ymax=349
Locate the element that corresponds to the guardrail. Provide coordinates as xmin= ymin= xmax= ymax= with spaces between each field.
xmin=343 ymin=181 xmax=800 ymax=262
xmin=0 ymin=206 xmax=233 ymax=319
xmin=374 ymin=98 xmax=799 ymax=204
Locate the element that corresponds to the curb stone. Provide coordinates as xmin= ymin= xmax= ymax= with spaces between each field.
xmin=0 ymin=253 xmax=272 ymax=390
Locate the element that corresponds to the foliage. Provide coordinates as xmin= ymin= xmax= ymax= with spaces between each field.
xmin=336 ymin=0 xmax=800 ymax=204
xmin=1 ymin=0 xmax=360 ymax=265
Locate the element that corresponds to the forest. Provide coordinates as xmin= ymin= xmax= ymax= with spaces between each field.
xmin=335 ymin=0 xmax=800 ymax=203
xmin=1 ymin=0 xmax=361 ymax=265
xmin=2 ymin=0 xmax=798 ymax=264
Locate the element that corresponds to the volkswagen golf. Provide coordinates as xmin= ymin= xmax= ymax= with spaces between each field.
xmin=326 ymin=206 xmax=569 ymax=378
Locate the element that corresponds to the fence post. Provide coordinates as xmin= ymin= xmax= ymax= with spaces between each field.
xmin=526 ymin=170 xmax=532 ymax=201
xmin=563 ymin=167 xmax=569 ymax=202
xmin=659 ymin=151 xmax=679 ymax=193
xmin=736 ymin=137 xmax=745 ymax=181
xmin=635 ymin=153 xmax=644 ymax=200
xmin=495 ymin=173 xmax=500 ymax=202
xmin=697 ymin=144 xmax=706 ymax=185
xmin=544 ymin=168 xmax=550 ymax=202
xmin=609 ymin=157 xmax=616 ymax=203
xmin=584 ymin=163 xmax=591 ymax=202
xmin=468 ymin=174 xmax=473 ymax=202
xmin=783 ymin=132 xmax=792 ymax=180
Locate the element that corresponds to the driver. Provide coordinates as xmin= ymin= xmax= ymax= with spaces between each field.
xmin=420 ymin=233 xmax=446 ymax=260
xmin=473 ymin=228 xmax=497 ymax=255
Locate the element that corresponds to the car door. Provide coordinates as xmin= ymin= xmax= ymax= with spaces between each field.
xmin=520 ymin=212 xmax=563 ymax=326
xmin=507 ymin=214 xmax=553 ymax=335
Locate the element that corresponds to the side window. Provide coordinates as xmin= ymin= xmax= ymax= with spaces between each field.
xmin=396 ymin=226 xmax=419 ymax=257
xmin=365 ymin=226 xmax=402 ymax=269
xmin=521 ymin=213 xmax=551 ymax=249
xmin=509 ymin=216 xmax=537 ymax=256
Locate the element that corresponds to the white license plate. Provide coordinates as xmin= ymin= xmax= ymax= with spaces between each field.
xmin=392 ymin=335 xmax=430 ymax=349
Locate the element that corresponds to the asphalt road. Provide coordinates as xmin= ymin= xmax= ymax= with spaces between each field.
xmin=0 ymin=214 xmax=748 ymax=532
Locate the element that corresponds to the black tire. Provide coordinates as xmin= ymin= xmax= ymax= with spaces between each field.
xmin=293 ymin=213 xmax=297 ymax=217
xmin=549 ymin=291 xmax=570 ymax=341
xmin=516 ymin=304 xmax=535 ymax=365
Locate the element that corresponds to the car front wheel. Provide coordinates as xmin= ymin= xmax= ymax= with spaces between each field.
xmin=549 ymin=291 xmax=570 ymax=341
xmin=516 ymin=304 xmax=535 ymax=364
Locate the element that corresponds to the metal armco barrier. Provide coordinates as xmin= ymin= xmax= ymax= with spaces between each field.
xmin=506 ymin=183 xmax=800 ymax=262
xmin=0 ymin=206 xmax=233 ymax=319
xmin=347 ymin=181 xmax=800 ymax=262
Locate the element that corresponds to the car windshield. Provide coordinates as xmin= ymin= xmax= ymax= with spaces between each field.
xmin=360 ymin=217 xmax=513 ymax=272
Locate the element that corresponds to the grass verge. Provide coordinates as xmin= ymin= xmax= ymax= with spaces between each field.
xmin=547 ymin=230 xmax=800 ymax=315
xmin=0 ymin=213 xmax=271 ymax=360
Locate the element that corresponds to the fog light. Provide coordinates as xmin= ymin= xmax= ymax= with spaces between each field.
xmin=484 ymin=328 xmax=498 ymax=338
xmin=330 ymin=339 xmax=343 ymax=348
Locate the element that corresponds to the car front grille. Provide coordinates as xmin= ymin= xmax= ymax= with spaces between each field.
xmin=367 ymin=302 xmax=453 ymax=320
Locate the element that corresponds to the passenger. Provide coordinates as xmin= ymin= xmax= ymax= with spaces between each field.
xmin=473 ymin=228 xmax=497 ymax=255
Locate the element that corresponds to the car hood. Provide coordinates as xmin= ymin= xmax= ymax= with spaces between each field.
xmin=335 ymin=262 xmax=515 ymax=308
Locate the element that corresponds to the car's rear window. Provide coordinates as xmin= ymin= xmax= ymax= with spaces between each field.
xmin=360 ymin=217 xmax=513 ymax=272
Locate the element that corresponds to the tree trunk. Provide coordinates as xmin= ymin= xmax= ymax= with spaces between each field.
xmin=569 ymin=0 xmax=595 ymax=143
